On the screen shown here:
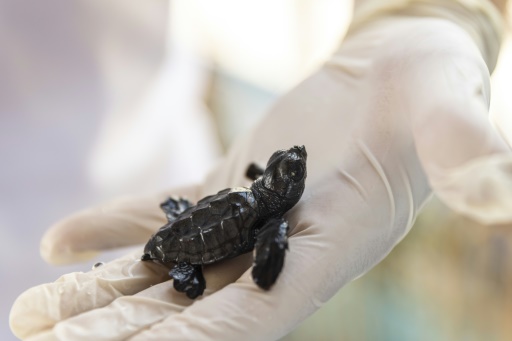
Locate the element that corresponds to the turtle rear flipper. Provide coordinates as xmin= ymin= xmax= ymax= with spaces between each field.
xmin=170 ymin=262 xmax=206 ymax=299
xmin=160 ymin=197 xmax=192 ymax=223
xmin=252 ymin=218 xmax=289 ymax=290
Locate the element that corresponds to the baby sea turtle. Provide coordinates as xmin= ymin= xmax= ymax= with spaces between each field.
xmin=141 ymin=146 xmax=307 ymax=298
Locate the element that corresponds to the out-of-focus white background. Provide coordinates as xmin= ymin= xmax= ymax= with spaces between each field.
xmin=1 ymin=1 xmax=512 ymax=340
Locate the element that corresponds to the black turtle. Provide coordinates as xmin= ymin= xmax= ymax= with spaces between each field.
xmin=141 ymin=145 xmax=307 ymax=299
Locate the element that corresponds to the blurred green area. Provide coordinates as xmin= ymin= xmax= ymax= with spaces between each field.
xmin=281 ymin=198 xmax=512 ymax=341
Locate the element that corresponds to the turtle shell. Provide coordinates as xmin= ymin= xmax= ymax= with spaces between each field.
xmin=161 ymin=187 xmax=260 ymax=265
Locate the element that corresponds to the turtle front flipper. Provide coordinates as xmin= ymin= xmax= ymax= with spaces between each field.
xmin=252 ymin=218 xmax=289 ymax=290
xmin=246 ymin=163 xmax=264 ymax=181
xmin=169 ymin=262 xmax=206 ymax=299
xmin=160 ymin=197 xmax=191 ymax=223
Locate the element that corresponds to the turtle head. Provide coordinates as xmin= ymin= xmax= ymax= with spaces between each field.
xmin=260 ymin=145 xmax=307 ymax=210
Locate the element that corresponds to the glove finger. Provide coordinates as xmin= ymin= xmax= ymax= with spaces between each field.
xmin=402 ymin=28 xmax=512 ymax=223
xmin=22 ymin=254 xmax=253 ymax=341
xmin=9 ymin=249 xmax=169 ymax=340
xmin=41 ymin=185 xmax=201 ymax=265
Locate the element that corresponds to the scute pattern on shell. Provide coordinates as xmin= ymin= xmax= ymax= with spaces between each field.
xmin=159 ymin=187 xmax=259 ymax=265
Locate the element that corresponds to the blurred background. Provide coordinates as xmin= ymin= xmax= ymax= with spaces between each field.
xmin=1 ymin=1 xmax=512 ymax=340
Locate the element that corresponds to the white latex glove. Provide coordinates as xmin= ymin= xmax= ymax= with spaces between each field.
xmin=10 ymin=0 xmax=511 ymax=340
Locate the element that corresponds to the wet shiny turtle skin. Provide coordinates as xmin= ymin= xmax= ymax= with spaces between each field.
xmin=142 ymin=146 xmax=307 ymax=299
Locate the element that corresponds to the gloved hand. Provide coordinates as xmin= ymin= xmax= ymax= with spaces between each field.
xmin=10 ymin=1 xmax=511 ymax=340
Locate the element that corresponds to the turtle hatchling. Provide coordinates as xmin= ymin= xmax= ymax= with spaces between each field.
xmin=141 ymin=145 xmax=307 ymax=298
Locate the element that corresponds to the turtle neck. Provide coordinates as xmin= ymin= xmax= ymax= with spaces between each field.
xmin=250 ymin=178 xmax=290 ymax=219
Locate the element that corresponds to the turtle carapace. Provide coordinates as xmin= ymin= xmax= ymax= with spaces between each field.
xmin=142 ymin=145 xmax=307 ymax=299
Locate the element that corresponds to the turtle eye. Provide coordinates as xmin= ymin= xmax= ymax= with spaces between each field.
xmin=288 ymin=161 xmax=304 ymax=181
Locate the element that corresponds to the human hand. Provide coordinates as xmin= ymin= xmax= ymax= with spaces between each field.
xmin=10 ymin=1 xmax=510 ymax=340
